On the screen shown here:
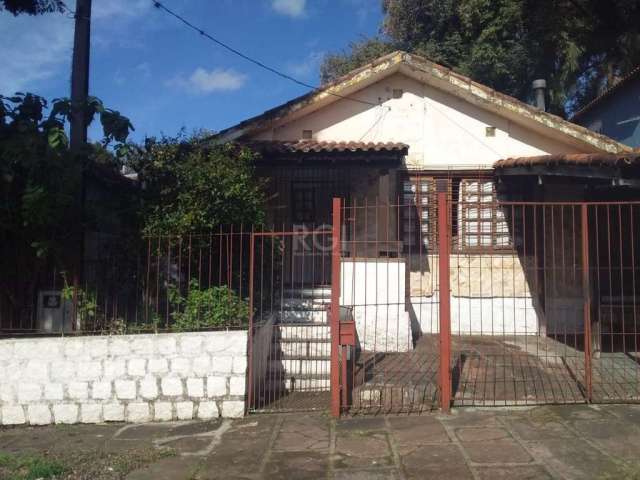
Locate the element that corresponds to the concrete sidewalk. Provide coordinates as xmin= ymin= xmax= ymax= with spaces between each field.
xmin=2 ymin=404 xmax=640 ymax=479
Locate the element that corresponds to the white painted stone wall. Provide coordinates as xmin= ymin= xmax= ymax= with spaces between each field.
xmin=410 ymin=294 xmax=540 ymax=335
xmin=341 ymin=259 xmax=412 ymax=352
xmin=0 ymin=331 xmax=247 ymax=426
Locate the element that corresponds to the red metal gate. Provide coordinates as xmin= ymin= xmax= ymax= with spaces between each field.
xmin=247 ymin=196 xmax=640 ymax=415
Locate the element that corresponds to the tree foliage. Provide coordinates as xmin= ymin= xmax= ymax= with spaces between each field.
xmin=321 ymin=0 xmax=640 ymax=116
xmin=0 ymin=0 xmax=65 ymax=15
xmin=128 ymin=135 xmax=266 ymax=235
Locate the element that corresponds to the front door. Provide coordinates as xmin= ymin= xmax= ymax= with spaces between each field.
xmin=291 ymin=182 xmax=333 ymax=286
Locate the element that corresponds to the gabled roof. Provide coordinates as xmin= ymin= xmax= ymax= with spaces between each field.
xmin=216 ymin=51 xmax=632 ymax=155
xmin=245 ymin=140 xmax=408 ymax=154
xmin=571 ymin=65 xmax=640 ymax=121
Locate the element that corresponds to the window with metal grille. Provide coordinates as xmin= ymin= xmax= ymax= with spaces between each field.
xmin=401 ymin=175 xmax=436 ymax=251
xmin=291 ymin=185 xmax=315 ymax=223
xmin=458 ymin=179 xmax=511 ymax=250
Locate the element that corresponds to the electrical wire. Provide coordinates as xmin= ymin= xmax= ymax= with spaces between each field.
xmin=150 ymin=0 xmax=381 ymax=108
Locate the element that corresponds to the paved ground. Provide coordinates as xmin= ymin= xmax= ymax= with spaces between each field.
xmin=3 ymin=404 xmax=640 ymax=479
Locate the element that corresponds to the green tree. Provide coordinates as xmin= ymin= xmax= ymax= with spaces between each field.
xmin=0 ymin=0 xmax=65 ymax=15
xmin=321 ymin=0 xmax=640 ymax=117
xmin=128 ymin=135 xmax=265 ymax=236
xmin=0 ymin=92 xmax=134 ymax=325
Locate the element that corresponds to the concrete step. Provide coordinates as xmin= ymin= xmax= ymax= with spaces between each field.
xmin=262 ymin=376 xmax=331 ymax=392
xmin=274 ymin=324 xmax=330 ymax=341
xmin=277 ymin=308 xmax=328 ymax=324
xmin=268 ymin=358 xmax=331 ymax=376
xmin=275 ymin=338 xmax=331 ymax=358
xmin=351 ymin=383 xmax=438 ymax=410
xmin=283 ymin=287 xmax=331 ymax=300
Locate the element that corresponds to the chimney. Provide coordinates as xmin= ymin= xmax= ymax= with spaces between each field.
xmin=532 ymin=79 xmax=547 ymax=111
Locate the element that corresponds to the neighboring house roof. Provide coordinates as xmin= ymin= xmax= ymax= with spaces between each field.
xmin=571 ymin=65 xmax=640 ymax=121
xmin=494 ymin=152 xmax=640 ymax=169
xmin=215 ymin=51 xmax=631 ymax=155
xmin=245 ymin=140 xmax=409 ymax=154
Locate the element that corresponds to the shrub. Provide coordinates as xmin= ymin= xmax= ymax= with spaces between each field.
xmin=167 ymin=279 xmax=249 ymax=331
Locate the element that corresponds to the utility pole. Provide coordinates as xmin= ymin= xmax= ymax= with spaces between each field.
xmin=69 ymin=0 xmax=92 ymax=330
xmin=70 ymin=0 xmax=92 ymax=152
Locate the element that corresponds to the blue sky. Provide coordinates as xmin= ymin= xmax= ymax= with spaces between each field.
xmin=0 ymin=0 xmax=383 ymax=142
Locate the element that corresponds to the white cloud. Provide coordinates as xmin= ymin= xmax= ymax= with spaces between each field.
xmin=286 ymin=51 xmax=324 ymax=79
xmin=166 ymin=68 xmax=247 ymax=94
xmin=0 ymin=13 xmax=73 ymax=94
xmin=272 ymin=0 xmax=306 ymax=18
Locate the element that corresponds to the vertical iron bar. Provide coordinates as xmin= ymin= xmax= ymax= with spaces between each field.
xmin=581 ymin=204 xmax=593 ymax=402
xmin=437 ymin=180 xmax=452 ymax=413
xmin=331 ymin=197 xmax=342 ymax=418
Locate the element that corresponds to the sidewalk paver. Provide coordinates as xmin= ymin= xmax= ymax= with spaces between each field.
xmin=2 ymin=405 xmax=640 ymax=479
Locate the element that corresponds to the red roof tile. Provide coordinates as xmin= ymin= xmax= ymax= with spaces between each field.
xmin=494 ymin=153 xmax=640 ymax=169
xmin=244 ymin=140 xmax=409 ymax=154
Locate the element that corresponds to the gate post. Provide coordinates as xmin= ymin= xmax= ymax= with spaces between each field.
xmin=437 ymin=180 xmax=452 ymax=413
xmin=581 ymin=204 xmax=593 ymax=402
xmin=330 ymin=198 xmax=342 ymax=418
xmin=247 ymin=231 xmax=255 ymax=412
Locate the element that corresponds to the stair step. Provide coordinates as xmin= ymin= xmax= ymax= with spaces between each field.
xmin=261 ymin=376 xmax=330 ymax=392
xmin=277 ymin=309 xmax=328 ymax=324
xmin=274 ymin=324 xmax=330 ymax=340
xmin=268 ymin=358 xmax=331 ymax=376
xmin=283 ymin=287 xmax=331 ymax=299
xmin=351 ymin=384 xmax=438 ymax=410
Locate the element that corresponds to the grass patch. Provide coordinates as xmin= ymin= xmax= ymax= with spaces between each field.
xmin=0 ymin=452 xmax=67 ymax=480
xmin=599 ymin=461 xmax=640 ymax=480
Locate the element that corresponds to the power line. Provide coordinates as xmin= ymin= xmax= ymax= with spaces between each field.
xmin=150 ymin=0 xmax=381 ymax=108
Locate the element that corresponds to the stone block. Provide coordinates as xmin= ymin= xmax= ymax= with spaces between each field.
xmin=127 ymin=402 xmax=151 ymax=423
xmin=186 ymin=378 xmax=204 ymax=397
xmin=197 ymin=401 xmax=218 ymax=419
xmin=128 ymin=358 xmax=147 ymax=377
xmin=140 ymin=376 xmax=159 ymax=400
xmin=2 ymin=405 xmax=25 ymax=425
xmin=81 ymin=404 xmax=102 ymax=424
xmin=23 ymin=359 xmax=48 ymax=381
xmin=161 ymin=377 xmax=183 ymax=397
xmin=206 ymin=376 xmax=227 ymax=397
xmin=51 ymin=360 xmax=76 ymax=381
xmin=154 ymin=402 xmax=173 ymax=422
xmin=176 ymin=401 xmax=194 ymax=420
xmin=18 ymin=383 xmax=41 ymax=403
xmin=44 ymin=383 xmax=64 ymax=401
xmin=53 ymin=404 xmax=79 ymax=424
xmin=27 ymin=404 xmax=52 ymax=425
xmin=131 ymin=338 xmax=154 ymax=355
xmin=210 ymin=356 xmax=233 ymax=373
xmin=103 ymin=359 xmax=126 ymax=378
xmin=14 ymin=341 xmax=36 ymax=359
xmin=229 ymin=376 xmax=246 ymax=396
xmin=170 ymin=358 xmax=191 ymax=375
xmin=77 ymin=361 xmax=102 ymax=380
xmin=110 ymin=338 xmax=130 ymax=356
xmin=157 ymin=337 xmax=177 ymax=355
xmin=115 ymin=380 xmax=137 ymax=400
xmin=192 ymin=355 xmax=211 ymax=376
xmin=92 ymin=381 xmax=112 ymax=400
xmin=180 ymin=335 xmax=202 ymax=354
xmin=0 ymin=384 xmax=15 ymax=403
xmin=103 ymin=403 xmax=125 ymax=422
xmin=0 ymin=342 xmax=14 ymax=360
xmin=221 ymin=400 xmax=244 ymax=418
xmin=232 ymin=356 xmax=248 ymax=375
xmin=64 ymin=339 xmax=85 ymax=357
xmin=68 ymin=381 xmax=89 ymax=400
xmin=148 ymin=358 xmax=168 ymax=374
xmin=86 ymin=338 xmax=109 ymax=358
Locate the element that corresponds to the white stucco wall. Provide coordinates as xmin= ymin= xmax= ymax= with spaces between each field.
xmin=0 ymin=331 xmax=247 ymax=426
xmin=341 ymin=259 xmax=412 ymax=352
xmin=253 ymin=73 xmax=590 ymax=167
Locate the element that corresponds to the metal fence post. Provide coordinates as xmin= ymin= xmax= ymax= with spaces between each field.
xmin=247 ymin=231 xmax=256 ymax=413
xmin=581 ymin=204 xmax=593 ymax=402
xmin=437 ymin=180 xmax=452 ymax=413
xmin=331 ymin=198 xmax=342 ymax=418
